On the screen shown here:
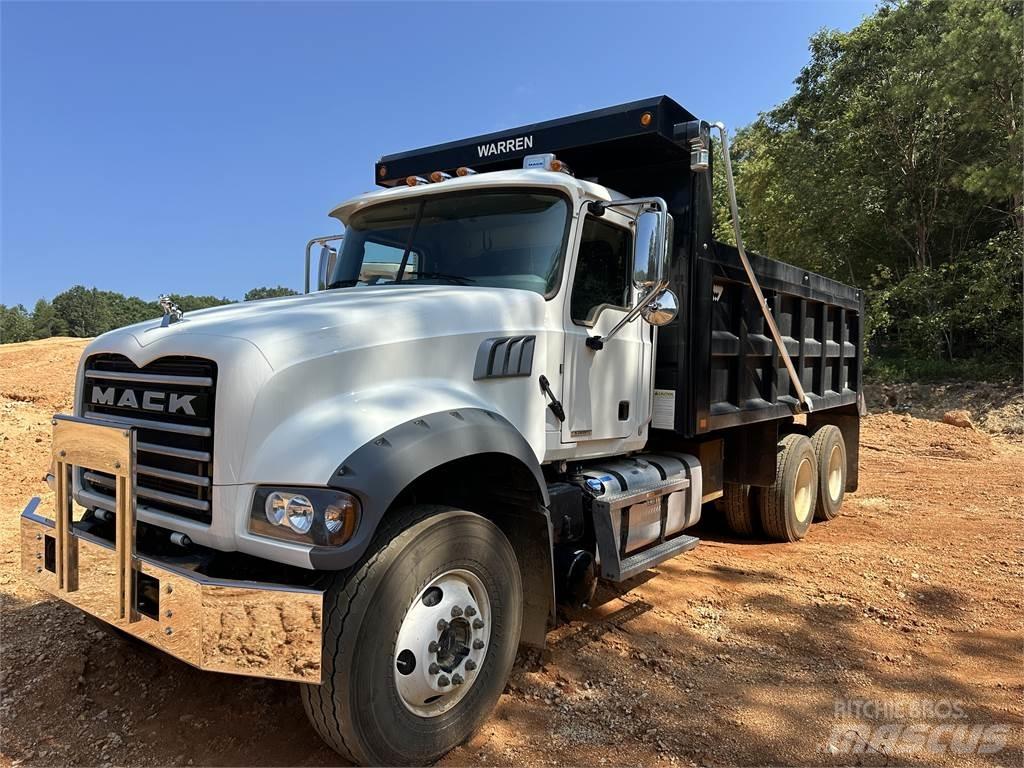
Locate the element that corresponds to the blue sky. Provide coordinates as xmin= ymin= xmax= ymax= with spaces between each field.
xmin=1 ymin=1 xmax=874 ymax=308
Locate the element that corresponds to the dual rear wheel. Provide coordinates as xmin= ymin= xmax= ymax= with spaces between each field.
xmin=721 ymin=425 xmax=847 ymax=542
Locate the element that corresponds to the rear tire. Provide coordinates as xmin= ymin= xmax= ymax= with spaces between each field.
xmin=759 ymin=434 xmax=817 ymax=542
xmin=720 ymin=482 xmax=758 ymax=537
xmin=301 ymin=505 xmax=522 ymax=766
xmin=810 ymin=425 xmax=846 ymax=521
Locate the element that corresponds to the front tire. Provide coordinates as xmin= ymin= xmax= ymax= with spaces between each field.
xmin=301 ymin=505 xmax=522 ymax=766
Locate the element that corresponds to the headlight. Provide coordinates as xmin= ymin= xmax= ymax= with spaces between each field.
xmin=265 ymin=492 xmax=289 ymax=526
xmin=286 ymin=495 xmax=314 ymax=534
xmin=250 ymin=487 xmax=359 ymax=546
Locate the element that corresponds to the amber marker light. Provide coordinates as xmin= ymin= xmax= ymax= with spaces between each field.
xmin=456 ymin=166 xmax=477 ymax=177
xmin=640 ymin=112 xmax=653 ymax=127
xmin=429 ymin=171 xmax=452 ymax=182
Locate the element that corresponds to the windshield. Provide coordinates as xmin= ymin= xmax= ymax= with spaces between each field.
xmin=329 ymin=190 xmax=570 ymax=296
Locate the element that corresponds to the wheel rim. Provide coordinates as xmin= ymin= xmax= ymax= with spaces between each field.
xmin=393 ymin=569 xmax=491 ymax=718
xmin=793 ymin=456 xmax=814 ymax=524
xmin=827 ymin=443 xmax=843 ymax=502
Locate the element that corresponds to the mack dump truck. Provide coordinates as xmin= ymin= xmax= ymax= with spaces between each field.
xmin=20 ymin=96 xmax=863 ymax=765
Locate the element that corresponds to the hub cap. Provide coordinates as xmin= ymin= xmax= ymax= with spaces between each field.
xmin=393 ymin=569 xmax=490 ymax=717
xmin=827 ymin=443 xmax=843 ymax=502
xmin=794 ymin=456 xmax=814 ymax=524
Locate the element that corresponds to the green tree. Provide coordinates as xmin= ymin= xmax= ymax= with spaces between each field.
xmin=167 ymin=294 xmax=235 ymax=313
xmin=30 ymin=299 xmax=67 ymax=339
xmin=106 ymin=293 xmax=161 ymax=327
xmin=51 ymin=286 xmax=114 ymax=337
xmin=245 ymin=285 xmax=299 ymax=301
xmin=727 ymin=0 xmax=1021 ymax=368
xmin=0 ymin=304 xmax=33 ymax=343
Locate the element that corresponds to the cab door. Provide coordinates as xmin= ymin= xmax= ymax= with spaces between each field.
xmin=561 ymin=208 xmax=646 ymax=444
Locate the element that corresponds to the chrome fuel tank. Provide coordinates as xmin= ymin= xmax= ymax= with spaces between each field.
xmin=575 ymin=453 xmax=702 ymax=555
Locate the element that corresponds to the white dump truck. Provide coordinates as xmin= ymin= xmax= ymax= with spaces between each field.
xmin=21 ymin=96 xmax=863 ymax=765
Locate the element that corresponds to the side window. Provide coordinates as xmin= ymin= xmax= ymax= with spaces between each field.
xmin=358 ymin=241 xmax=418 ymax=284
xmin=570 ymin=217 xmax=632 ymax=325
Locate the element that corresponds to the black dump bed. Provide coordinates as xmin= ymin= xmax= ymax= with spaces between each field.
xmin=377 ymin=96 xmax=864 ymax=439
xmin=660 ymin=241 xmax=863 ymax=438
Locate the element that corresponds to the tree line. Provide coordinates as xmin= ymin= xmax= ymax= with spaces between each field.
xmin=0 ymin=285 xmax=297 ymax=343
xmin=717 ymin=0 xmax=1021 ymax=379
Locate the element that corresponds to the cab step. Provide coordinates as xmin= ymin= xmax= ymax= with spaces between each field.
xmin=614 ymin=534 xmax=700 ymax=581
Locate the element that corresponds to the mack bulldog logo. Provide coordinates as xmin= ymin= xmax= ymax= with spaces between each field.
xmin=477 ymin=134 xmax=533 ymax=158
xmin=91 ymin=385 xmax=201 ymax=416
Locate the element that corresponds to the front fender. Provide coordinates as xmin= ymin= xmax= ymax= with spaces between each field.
xmin=241 ymin=383 xmax=547 ymax=570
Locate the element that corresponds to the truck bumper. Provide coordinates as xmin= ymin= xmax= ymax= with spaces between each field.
xmin=20 ymin=416 xmax=324 ymax=684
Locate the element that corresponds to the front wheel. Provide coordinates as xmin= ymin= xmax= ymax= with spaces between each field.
xmin=301 ymin=505 xmax=523 ymax=766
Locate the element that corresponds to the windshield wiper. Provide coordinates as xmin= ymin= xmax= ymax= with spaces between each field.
xmin=402 ymin=271 xmax=476 ymax=285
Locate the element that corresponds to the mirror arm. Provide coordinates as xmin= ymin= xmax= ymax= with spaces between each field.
xmin=305 ymin=234 xmax=344 ymax=293
xmin=586 ymin=279 xmax=670 ymax=350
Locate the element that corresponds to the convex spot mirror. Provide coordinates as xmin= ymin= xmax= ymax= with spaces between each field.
xmin=640 ymin=289 xmax=679 ymax=327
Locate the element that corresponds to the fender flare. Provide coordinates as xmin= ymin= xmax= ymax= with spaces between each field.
xmin=308 ymin=408 xmax=549 ymax=569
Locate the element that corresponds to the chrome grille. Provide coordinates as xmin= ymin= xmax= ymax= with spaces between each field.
xmin=80 ymin=354 xmax=216 ymax=525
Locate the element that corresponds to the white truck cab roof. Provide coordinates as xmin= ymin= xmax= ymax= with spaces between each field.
xmin=328 ymin=169 xmax=629 ymax=225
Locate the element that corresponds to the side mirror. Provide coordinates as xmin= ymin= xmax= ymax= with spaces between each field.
xmin=640 ymin=289 xmax=679 ymax=327
xmin=633 ymin=210 xmax=661 ymax=288
xmin=633 ymin=210 xmax=673 ymax=290
xmin=317 ymin=244 xmax=338 ymax=291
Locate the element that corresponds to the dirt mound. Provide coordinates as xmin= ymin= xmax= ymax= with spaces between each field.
xmin=0 ymin=336 xmax=88 ymax=413
xmin=867 ymin=379 xmax=1024 ymax=437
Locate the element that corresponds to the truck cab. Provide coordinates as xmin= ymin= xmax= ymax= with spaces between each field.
xmin=20 ymin=96 xmax=863 ymax=766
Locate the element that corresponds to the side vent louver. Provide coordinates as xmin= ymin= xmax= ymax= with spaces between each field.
xmin=474 ymin=336 xmax=536 ymax=380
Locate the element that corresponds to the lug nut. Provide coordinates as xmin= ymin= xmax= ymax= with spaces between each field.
xmin=473 ymin=639 xmax=485 ymax=650
xmin=437 ymin=675 xmax=450 ymax=687
xmin=472 ymin=618 xmax=484 ymax=629
xmin=450 ymin=606 xmax=463 ymax=618
xmin=451 ymin=673 xmax=464 ymax=686
xmin=465 ymin=660 xmax=477 ymax=671
xmin=464 ymin=606 xmax=477 ymax=617
xmin=428 ymin=641 xmax=439 ymax=653
xmin=437 ymin=619 xmax=448 ymax=632
xmin=428 ymin=663 xmax=440 ymax=675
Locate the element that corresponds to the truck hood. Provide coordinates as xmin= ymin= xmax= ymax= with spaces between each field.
xmin=119 ymin=285 xmax=547 ymax=370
